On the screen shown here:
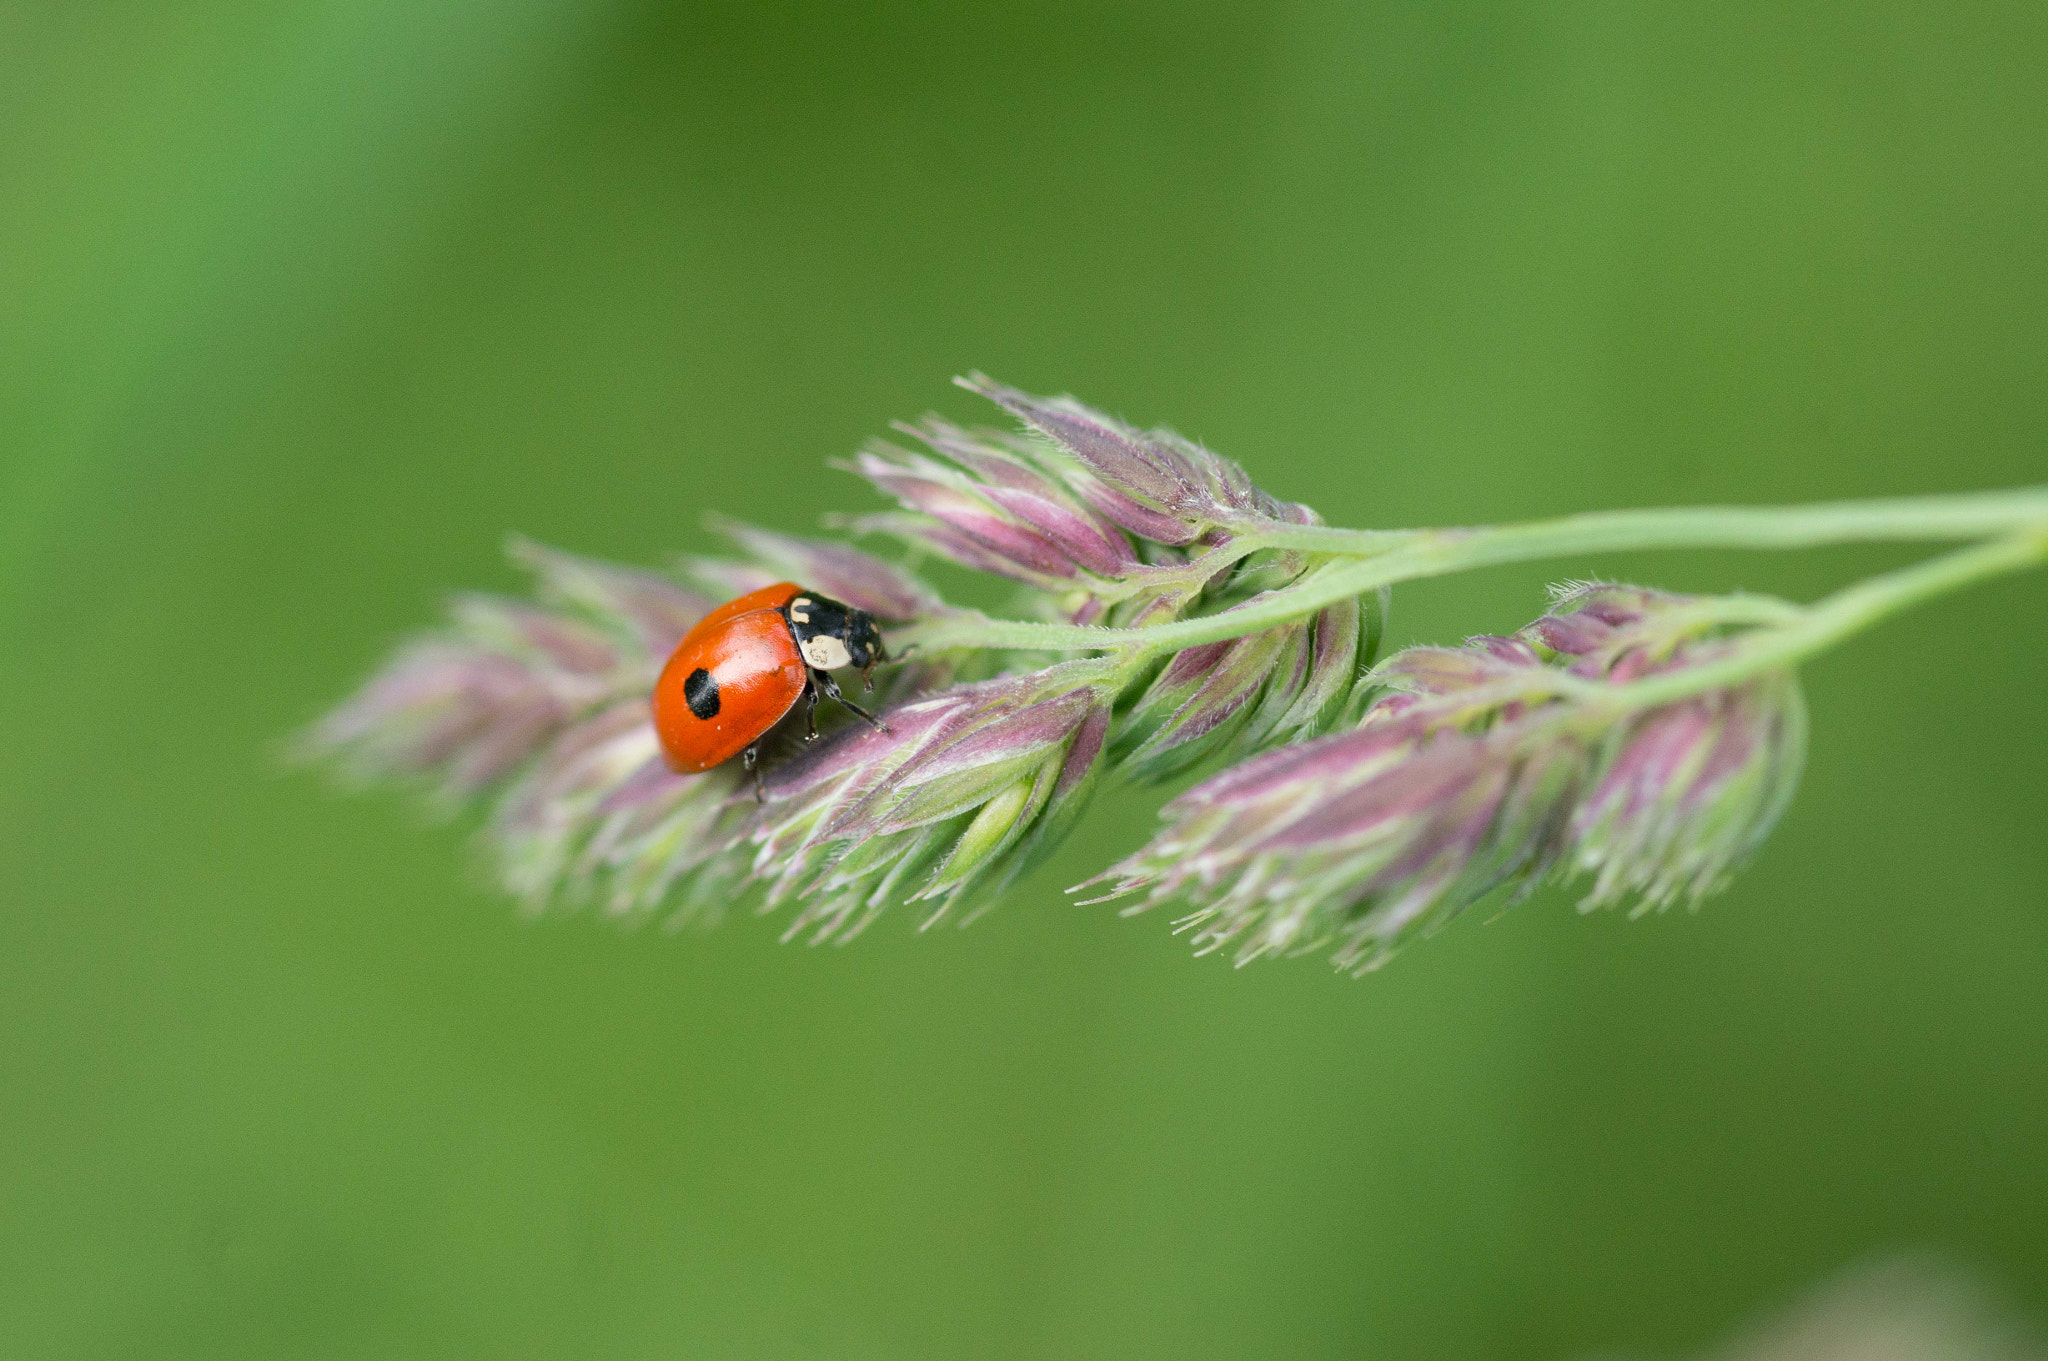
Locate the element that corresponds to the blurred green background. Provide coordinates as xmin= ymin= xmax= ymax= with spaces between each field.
xmin=4 ymin=3 xmax=2045 ymax=1357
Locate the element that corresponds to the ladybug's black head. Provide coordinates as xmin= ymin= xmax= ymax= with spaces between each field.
xmin=785 ymin=592 xmax=887 ymax=673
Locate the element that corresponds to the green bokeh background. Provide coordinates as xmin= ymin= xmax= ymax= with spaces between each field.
xmin=4 ymin=4 xmax=2045 ymax=1357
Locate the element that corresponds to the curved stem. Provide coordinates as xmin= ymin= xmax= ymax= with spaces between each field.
xmin=895 ymin=486 xmax=2048 ymax=656
xmin=1598 ymin=530 xmax=2048 ymax=710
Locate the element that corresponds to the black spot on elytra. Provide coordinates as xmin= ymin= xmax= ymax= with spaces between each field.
xmin=683 ymin=668 xmax=719 ymax=720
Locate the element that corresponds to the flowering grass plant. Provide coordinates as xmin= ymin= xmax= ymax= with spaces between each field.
xmin=307 ymin=377 xmax=2048 ymax=973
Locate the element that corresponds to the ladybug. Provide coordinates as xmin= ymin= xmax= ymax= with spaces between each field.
xmin=651 ymin=582 xmax=890 ymax=790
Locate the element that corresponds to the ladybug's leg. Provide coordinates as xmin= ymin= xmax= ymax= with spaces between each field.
xmin=803 ymin=679 xmax=821 ymax=741
xmin=814 ymin=669 xmax=890 ymax=733
xmin=742 ymin=744 xmax=764 ymax=803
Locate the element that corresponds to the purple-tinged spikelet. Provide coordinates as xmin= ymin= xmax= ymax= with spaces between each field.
xmin=749 ymin=662 xmax=1117 ymax=941
xmin=1539 ymin=585 xmax=1809 ymax=912
xmin=1087 ymin=583 xmax=1809 ymax=971
xmin=1082 ymin=639 xmax=1593 ymax=970
xmin=960 ymin=374 xmax=1310 ymax=536
xmin=304 ymin=547 xmax=709 ymax=806
xmin=846 ymin=378 xmax=1341 ymax=636
xmin=1114 ymin=592 xmax=1381 ymax=781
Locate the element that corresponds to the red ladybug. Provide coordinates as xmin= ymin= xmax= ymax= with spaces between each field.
xmin=651 ymin=582 xmax=889 ymax=787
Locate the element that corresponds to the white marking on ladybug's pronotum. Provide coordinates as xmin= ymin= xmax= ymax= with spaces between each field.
xmin=802 ymin=635 xmax=852 ymax=670
xmin=787 ymin=598 xmax=812 ymax=624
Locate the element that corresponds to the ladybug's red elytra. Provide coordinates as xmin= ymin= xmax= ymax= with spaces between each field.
xmin=651 ymin=582 xmax=889 ymax=790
